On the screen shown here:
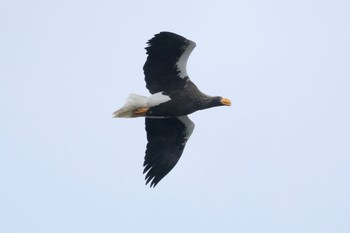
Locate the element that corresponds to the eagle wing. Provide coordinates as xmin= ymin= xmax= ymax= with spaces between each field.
xmin=143 ymin=116 xmax=195 ymax=187
xmin=143 ymin=32 xmax=196 ymax=94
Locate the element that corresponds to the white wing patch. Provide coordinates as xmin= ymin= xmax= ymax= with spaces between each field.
xmin=113 ymin=92 xmax=171 ymax=118
xmin=147 ymin=92 xmax=171 ymax=106
xmin=178 ymin=115 xmax=195 ymax=144
xmin=175 ymin=41 xmax=196 ymax=79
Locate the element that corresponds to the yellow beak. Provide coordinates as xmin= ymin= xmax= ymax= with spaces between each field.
xmin=220 ymin=97 xmax=231 ymax=106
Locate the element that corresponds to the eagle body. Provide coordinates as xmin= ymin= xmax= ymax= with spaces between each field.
xmin=146 ymin=83 xmax=223 ymax=117
xmin=113 ymin=32 xmax=231 ymax=187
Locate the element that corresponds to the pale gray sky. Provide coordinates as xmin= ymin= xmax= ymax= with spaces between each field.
xmin=1 ymin=0 xmax=350 ymax=232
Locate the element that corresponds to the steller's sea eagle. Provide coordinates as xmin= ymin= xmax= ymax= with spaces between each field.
xmin=113 ymin=32 xmax=231 ymax=187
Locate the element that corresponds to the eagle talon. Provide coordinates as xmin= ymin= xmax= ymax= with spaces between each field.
xmin=133 ymin=107 xmax=149 ymax=116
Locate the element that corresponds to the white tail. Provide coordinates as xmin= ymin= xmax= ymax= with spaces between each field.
xmin=113 ymin=94 xmax=149 ymax=118
xmin=113 ymin=92 xmax=171 ymax=118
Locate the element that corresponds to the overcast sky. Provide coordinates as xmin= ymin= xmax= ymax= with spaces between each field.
xmin=1 ymin=0 xmax=350 ymax=232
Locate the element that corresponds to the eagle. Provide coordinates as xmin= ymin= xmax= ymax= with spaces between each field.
xmin=113 ymin=32 xmax=231 ymax=187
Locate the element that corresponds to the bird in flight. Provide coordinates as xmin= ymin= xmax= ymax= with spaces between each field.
xmin=113 ymin=32 xmax=231 ymax=187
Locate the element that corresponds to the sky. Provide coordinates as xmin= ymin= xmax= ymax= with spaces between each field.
xmin=1 ymin=0 xmax=350 ymax=232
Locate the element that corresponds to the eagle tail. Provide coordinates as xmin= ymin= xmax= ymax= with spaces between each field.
xmin=113 ymin=94 xmax=149 ymax=118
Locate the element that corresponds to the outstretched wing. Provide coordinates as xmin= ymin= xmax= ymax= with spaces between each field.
xmin=143 ymin=32 xmax=196 ymax=94
xmin=143 ymin=116 xmax=195 ymax=187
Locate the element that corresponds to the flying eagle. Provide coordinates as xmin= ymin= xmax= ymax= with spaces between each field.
xmin=113 ymin=32 xmax=231 ymax=187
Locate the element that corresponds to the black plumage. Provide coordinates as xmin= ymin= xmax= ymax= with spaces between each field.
xmin=144 ymin=117 xmax=194 ymax=187
xmin=113 ymin=31 xmax=231 ymax=187
xmin=144 ymin=32 xmax=190 ymax=94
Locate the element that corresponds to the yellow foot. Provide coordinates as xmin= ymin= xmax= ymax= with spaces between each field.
xmin=133 ymin=107 xmax=149 ymax=116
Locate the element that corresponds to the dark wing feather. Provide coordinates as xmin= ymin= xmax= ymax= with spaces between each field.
xmin=143 ymin=32 xmax=195 ymax=94
xmin=144 ymin=116 xmax=195 ymax=187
